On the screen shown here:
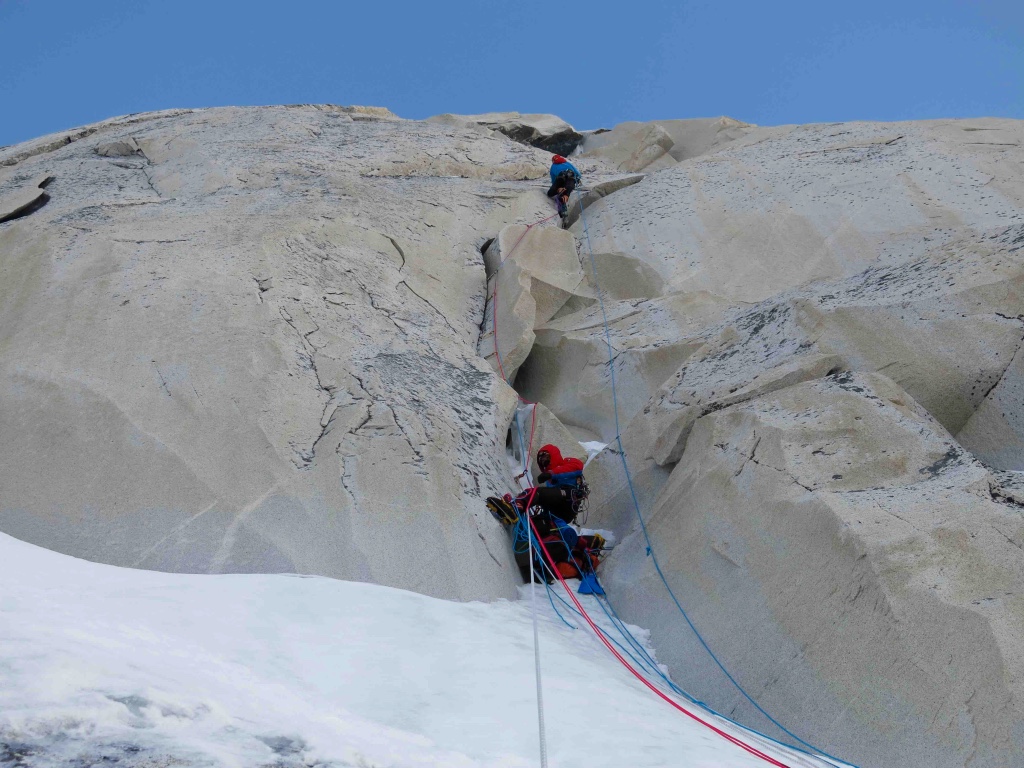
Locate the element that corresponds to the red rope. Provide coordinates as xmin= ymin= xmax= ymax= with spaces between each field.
xmin=527 ymin=516 xmax=793 ymax=768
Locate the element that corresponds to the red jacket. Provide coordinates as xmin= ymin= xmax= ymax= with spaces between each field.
xmin=539 ymin=444 xmax=584 ymax=478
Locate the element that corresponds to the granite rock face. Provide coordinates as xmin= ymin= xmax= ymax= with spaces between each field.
xmin=958 ymin=334 xmax=1024 ymax=471
xmin=519 ymin=117 xmax=1024 ymax=767
xmin=478 ymin=222 xmax=592 ymax=383
xmin=0 ymin=105 xmax=566 ymax=601
xmin=599 ymin=373 xmax=1024 ymax=768
xmin=4 ymin=103 xmax=1024 ymax=768
xmin=575 ymin=119 xmax=1024 ymax=303
xmin=535 ymin=118 xmax=1024 ymax=456
xmin=581 ymin=224 xmax=1024 ymax=521
xmin=579 ymin=116 xmax=754 ymax=170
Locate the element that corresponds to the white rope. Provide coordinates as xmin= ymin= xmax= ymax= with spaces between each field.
xmin=526 ymin=516 xmax=549 ymax=768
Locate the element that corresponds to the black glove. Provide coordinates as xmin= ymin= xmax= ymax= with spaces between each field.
xmin=537 ymin=472 xmax=552 ymax=483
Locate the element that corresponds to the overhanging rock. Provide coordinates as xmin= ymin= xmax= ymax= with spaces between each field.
xmin=428 ymin=111 xmax=583 ymax=156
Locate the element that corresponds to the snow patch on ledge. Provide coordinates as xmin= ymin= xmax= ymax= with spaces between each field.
xmin=581 ymin=440 xmax=608 ymax=467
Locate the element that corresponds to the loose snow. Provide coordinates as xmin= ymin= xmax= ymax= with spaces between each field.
xmin=580 ymin=441 xmax=607 ymax=468
xmin=0 ymin=532 xmax=833 ymax=768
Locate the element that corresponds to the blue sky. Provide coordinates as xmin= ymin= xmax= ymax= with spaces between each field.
xmin=1 ymin=0 xmax=1021 ymax=147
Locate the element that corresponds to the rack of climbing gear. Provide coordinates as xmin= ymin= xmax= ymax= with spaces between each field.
xmin=570 ymin=474 xmax=590 ymax=525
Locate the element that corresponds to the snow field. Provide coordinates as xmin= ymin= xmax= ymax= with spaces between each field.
xmin=0 ymin=532 xmax=830 ymax=767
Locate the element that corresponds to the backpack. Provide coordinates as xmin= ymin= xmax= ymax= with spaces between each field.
xmin=553 ymin=533 xmax=606 ymax=579
xmin=556 ymin=168 xmax=580 ymax=186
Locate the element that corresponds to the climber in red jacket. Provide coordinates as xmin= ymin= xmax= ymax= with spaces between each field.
xmin=536 ymin=444 xmax=584 ymax=486
xmin=514 ymin=444 xmax=586 ymax=525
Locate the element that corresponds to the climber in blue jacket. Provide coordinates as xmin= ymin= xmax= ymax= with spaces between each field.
xmin=547 ymin=155 xmax=581 ymax=218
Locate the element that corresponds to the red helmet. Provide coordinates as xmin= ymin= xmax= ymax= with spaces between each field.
xmin=551 ymin=155 xmax=567 ymax=164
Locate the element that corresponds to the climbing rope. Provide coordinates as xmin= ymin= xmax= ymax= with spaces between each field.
xmin=490 ymin=196 xmax=851 ymax=767
xmin=521 ymin=484 xmax=549 ymax=768
xmin=517 ymin=497 xmax=829 ymax=766
xmin=528 ymin=515 xmax=794 ymax=768
xmin=572 ymin=189 xmax=856 ymax=768
xmin=505 ymin=327 xmax=804 ymax=768
xmin=528 ymin=525 xmax=845 ymax=768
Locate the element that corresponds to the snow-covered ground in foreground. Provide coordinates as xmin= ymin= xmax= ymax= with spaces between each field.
xmin=0 ymin=532 xmax=832 ymax=768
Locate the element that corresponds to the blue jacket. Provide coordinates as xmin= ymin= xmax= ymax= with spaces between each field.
xmin=550 ymin=161 xmax=581 ymax=185
xmin=546 ymin=469 xmax=583 ymax=489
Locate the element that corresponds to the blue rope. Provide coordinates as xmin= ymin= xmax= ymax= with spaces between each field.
xmin=513 ymin=382 xmax=844 ymax=767
xmin=508 ymin=465 xmax=670 ymax=676
xmin=504 ymin=229 xmax=844 ymax=764
xmin=600 ymin=591 xmax=846 ymax=768
xmin=544 ymin=582 xmax=577 ymax=629
xmin=574 ymin=189 xmax=855 ymax=768
xmin=594 ymin=593 xmax=677 ymax=685
xmin=593 ymin=591 xmax=685 ymax=686
xmin=536 ymin=559 xmax=679 ymax=677
xmin=537 ymin=541 xmax=845 ymax=768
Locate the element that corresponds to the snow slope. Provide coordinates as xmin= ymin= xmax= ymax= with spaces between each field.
xmin=0 ymin=532 xmax=836 ymax=768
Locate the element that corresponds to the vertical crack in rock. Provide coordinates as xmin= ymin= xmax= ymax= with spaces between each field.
xmin=476 ymin=529 xmax=503 ymax=566
xmin=336 ymin=454 xmax=364 ymax=517
xmin=473 ymin=240 xmax=494 ymax=350
xmin=278 ymin=306 xmax=336 ymax=469
xmin=352 ymin=276 xmax=408 ymax=337
xmin=385 ymin=400 xmax=429 ymax=477
xmin=132 ymin=140 xmax=164 ymax=199
xmin=734 ymin=433 xmax=762 ymax=477
xmin=151 ymin=361 xmax=172 ymax=397
xmin=386 ymin=235 xmax=406 ymax=272
xmin=253 ymin=277 xmax=272 ymax=303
